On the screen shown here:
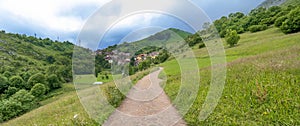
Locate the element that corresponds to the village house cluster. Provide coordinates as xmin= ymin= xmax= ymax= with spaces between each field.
xmin=94 ymin=49 xmax=160 ymax=66
xmin=133 ymin=52 xmax=159 ymax=66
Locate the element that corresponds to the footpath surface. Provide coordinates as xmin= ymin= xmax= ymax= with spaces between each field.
xmin=103 ymin=68 xmax=186 ymax=126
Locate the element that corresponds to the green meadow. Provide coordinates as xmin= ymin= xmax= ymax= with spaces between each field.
xmin=161 ymin=27 xmax=300 ymax=125
xmin=3 ymin=27 xmax=300 ymax=125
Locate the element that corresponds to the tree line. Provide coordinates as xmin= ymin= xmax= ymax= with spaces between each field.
xmin=0 ymin=31 xmax=75 ymax=122
xmin=184 ymin=5 xmax=300 ymax=48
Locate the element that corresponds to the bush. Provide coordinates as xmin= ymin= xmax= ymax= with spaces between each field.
xmin=4 ymin=87 xmax=19 ymax=96
xmin=248 ymin=25 xmax=268 ymax=33
xmin=198 ymin=43 xmax=206 ymax=49
xmin=0 ymin=75 xmax=9 ymax=93
xmin=19 ymin=71 xmax=32 ymax=82
xmin=27 ymin=73 xmax=47 ymax=89
xmin=185 ymin=33 xmax=203 ymax=47
xmin=30 ymin=83 xmax=46 ymax=97
xmin=9 ymin=76 xmax=25 ymax=89
xmin=10 ymin=89 xmax=35 ymax=111
xmin=280 ymin=7 xmax=300 ymax=34
xmin=0 ymin=99 xmax=23 ymax=122
xmin=274 ymin=16 xmax=287 ymax=27
xmin=104 ymin=86 xmax=125 ymax=108
xmin=0 ymin=90 xmax=37 ymax=122
xmin=260 ymin=18 xmax=274 ymax=26
xmin=225 ymin=29 xmax=240 ymax=47
xmin=3 ymin=71 xmax=13 ymax=78
xmin=47 ymin=74 xmax=62 ymax=90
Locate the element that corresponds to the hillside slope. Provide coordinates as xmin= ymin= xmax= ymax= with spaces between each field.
xmin=0 ymin=31 xmax=82 ymax=122
xmin=162 ymin=27 xmax=300 ymax=125
xmin=4 ymin=27 xmax=300 ymax=125
xmin=0 ymin=31 xmax=74 ymax=82
xmin=116 ymin=28 xmax=191 ymax=53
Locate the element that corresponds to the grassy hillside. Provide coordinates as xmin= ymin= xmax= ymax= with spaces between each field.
xmin=161 ymin=27 xmax=300 ymax=125
xmin=4 ymin=27 xmax=299 ymax=125
xmin=0 ymin=31 xmax=75 ymax=85
xmin=0 ymin=31 xmax=80 ymax=122
xmin=116 ymin=28 xmax=191 ymax=53
xmin=2 ymin=69 xmax=154 ymax=125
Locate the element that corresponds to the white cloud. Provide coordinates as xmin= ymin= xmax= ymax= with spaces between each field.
xmin=113 ymin=13 xmax=161 ymax=29
xmin=0 ymin=0 xmax=110 ymax=33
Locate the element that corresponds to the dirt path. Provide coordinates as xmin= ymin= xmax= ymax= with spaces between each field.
xmin=103 ymin=68 xmax=186 ymax=126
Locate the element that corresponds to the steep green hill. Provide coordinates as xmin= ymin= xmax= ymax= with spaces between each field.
xmin=0 ymin=31 xmax=74 ymax=82
xmin=116 ymin=28 xmax=192 ymax=53
xmin=4 ymin=26 xmax=300 ymax=125
xmin=0 ymin=30 xmax=79 ymax=122
xmin=2 ymin=2 xmax=300 ymax=125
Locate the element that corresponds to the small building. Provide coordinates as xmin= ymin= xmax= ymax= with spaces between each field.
xmin=93 ymin=82 xmax=103 ymax=85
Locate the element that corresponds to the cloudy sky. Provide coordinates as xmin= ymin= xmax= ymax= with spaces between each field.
xmin=0 ymin=0 xmax=264 ymax=49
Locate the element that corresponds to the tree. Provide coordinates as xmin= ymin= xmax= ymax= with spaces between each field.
xmin=47 ymin=74 xmax=62 ymax=90
xmin=9 ymin=76 xmax=25 ymax=89
xmin=225 ymin=29 xmax=240 ymax=47
xmin=185 ymin=33 xmax=203 ymax=47
xmin=30 ymin=83 xmax=46 ymax=97
xmin=0 ymin=75 xmax=9 ymax=93
xmin=27 ymin=73 xmax=47 ymax=89
xmin=280 ymin=7 xmax=300 ymax=34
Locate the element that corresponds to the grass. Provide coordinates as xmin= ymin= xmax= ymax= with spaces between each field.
xmin=160 ymin=27 xmax=300 ymax=125
xmin=97 ymin=72 xmax=113 ymax=83
xmin=3 ymin=27 xmax=300 ymax=125
xmin=1 ymin=84 xmax=98 ymax=126
xmin=2 ymin=68 xmax=155 ymax=125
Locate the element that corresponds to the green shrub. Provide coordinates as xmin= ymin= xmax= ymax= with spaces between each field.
xmin=275 ymin=16 xmax=287 ymax=27
xmin=19 ymin=72 xmax=32 ymax=82
xmin=47 ymin=74 xmax=62 ymax=90
xmin=0 ymin=90 xmax=36 ymax=122
xmin=198 ymin=43 xmax=206 ymax=49
xmin=104 ymin=86 xmax=125 ymax=108
xmin=30 ymin=83 xmax=46 ymax=97
xmin=0 ymin=99 xmax=23 ymax=122
xmin=10 ymin=89 xmax=35 ymax=111
xmin=248 ymin=25 xmax=268 ymax=33
xmin=280 ymin=7 xmax=300 ymax=34
xmin=185 ymin=33 xmax=203 ymax=47
xmin=9 ymin=76 xmax=25 ymax=89
xmin=4 ymin=87 xmax=19 ymax=96
xmin=260 ymin=18 xmax=274 ymax=26
xmin=0 ymin=75 xmax=9 ymax=93
xmin=27 ymin=73 xmax=47 ymax=89
xmin=3 ymin=71 xmax=12 ymax=78
xmin=225 ymin=29 xmax=240 ymax=47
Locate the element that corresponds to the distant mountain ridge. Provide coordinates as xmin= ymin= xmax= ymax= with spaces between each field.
xmin=258 ymin=0 xmax=286 ymax=8
xmin=115 ymin=28 xmax=192 ymax=53
xmin=258 ymin=0 xmax=300 ymax=8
